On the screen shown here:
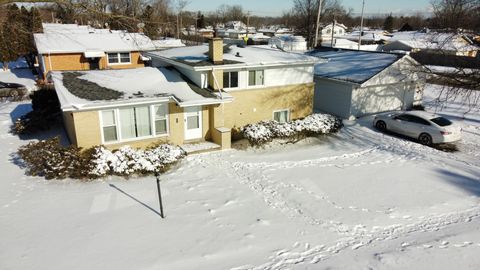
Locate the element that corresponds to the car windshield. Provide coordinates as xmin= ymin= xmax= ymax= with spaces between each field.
xmin=430 ymin=117 xmax=452 ymax=127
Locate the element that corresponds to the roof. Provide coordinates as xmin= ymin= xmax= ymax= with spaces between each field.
xmin=309 ymin=49 xmax=402 ymax=84
xmin=388 ymin=31 xmax=479 ymax=51
xmin=52 ymin=67 xmax=230 ymax=111
xmin=147 ymin=44 xmax=318 ymax=70
xmin=35 ymin=23 xmax=157 ymax=54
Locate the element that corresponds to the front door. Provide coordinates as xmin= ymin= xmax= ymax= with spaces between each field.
xmin=184 ymin=106 xmax=202 ymax=140
xmin=88 ymin=58 xmax=100 ymax=70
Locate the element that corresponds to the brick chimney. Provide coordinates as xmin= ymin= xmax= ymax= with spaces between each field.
xmin=208 ymin=38 xmax=223 ymax=65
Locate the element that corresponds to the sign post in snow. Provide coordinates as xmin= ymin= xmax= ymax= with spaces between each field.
xmin=155 ymin=172 xmax=165 ymax=218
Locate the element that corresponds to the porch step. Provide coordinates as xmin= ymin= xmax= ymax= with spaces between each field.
xmin=180 ymin=141 xmax=221 ymax=155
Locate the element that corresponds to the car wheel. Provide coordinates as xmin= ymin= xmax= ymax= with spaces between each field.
xmin=375 ymin=120 xmax=387 ymax=131
xmin=418 ymin=133 xmax=432 ymax=146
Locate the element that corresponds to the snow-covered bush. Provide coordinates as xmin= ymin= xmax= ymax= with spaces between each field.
xmin=241 ymin=113 xmax=342 ymax=146
xmin=18 ymin=138 xmax=186 ymax=180
xmin=89 ymin=144 xmax=186 ymax=177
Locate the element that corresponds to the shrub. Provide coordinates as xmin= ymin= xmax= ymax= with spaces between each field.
xmin=17 ymin=137 xmax=186 ymax=180
xmin=17 ymin=137 xmax=89 ymax=180
xmin=13 ymin=88 xmax=61 ymax=135
xmin=241 ymin=113 xmax=343 ymax=146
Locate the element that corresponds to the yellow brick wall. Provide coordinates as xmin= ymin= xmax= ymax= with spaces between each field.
xmin=42 ymin=51 xmax=145 ymax=74
xmin=67 ymin=103 xmax=211 ymax=150
xmin=219 ymin=83 xmax=314 ymax=130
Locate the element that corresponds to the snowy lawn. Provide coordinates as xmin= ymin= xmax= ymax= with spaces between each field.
xmin=0 ymin=68 xmax=38 ymax=92
xmin=1 ymin=84 xmax=480 ymax=270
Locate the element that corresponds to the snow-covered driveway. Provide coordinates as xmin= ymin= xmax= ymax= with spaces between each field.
xmin=1 ymin=97 xmax=479 ymax=269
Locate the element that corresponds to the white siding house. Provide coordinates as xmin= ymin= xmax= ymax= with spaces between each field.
xmin=310 ymin=49 xmax=425 ymax=119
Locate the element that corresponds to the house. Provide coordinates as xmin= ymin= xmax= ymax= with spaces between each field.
xmin=320 ymin=22 xmax=347 ymax=40
xmin=309 ymin=49 xmax=425 ymax=119
xmin=321 ymin=38 xmax=380 ymax=51
xmin=54 ymin=38 xmax=318 ymax=150
xmin=268 ymin=35 xmax=307 ymax=52
xmin=34 ymin=23 xmax=157 ymax=79
xmin=383 ymin=31 xmax=479 ymax=57
xmin=342 ymin=30 xmax=391 ymax=44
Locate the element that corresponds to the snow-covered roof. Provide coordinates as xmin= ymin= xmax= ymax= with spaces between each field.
xmin=152 ymin=39 xmax=185 ymax=49
xmin=387 ymin=31 xmax=479 ymax=52
xmin=35 ymin=24 xmax=157 ymax=54
xmin=52 ymin=67 xmax=230 ymax=111
xmin=147 ymin=44 xmax=318 ymax=70
xmin=309 ymin=50 xmax=401 ymax=84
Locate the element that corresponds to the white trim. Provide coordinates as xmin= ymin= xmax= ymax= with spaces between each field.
xmin=273 ymin=108 xmax=290 ymax=123
xmin=107 ymin=52 xmax=131 ymax=66
xmin=247 ymin=69 xmax=265 ymax=88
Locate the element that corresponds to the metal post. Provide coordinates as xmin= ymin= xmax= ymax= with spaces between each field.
xmin=155 ymin=172 xmax=165 ymax=218
xmin=314 ymin=0 xmax=324 ymax=48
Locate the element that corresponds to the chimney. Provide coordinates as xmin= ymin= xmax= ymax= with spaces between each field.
xmin=209 ymin=38 xmax=223 ymax=65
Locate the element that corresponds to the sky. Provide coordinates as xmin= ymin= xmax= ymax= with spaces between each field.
xmin=187 ymin=0 xmax=432 ymax=17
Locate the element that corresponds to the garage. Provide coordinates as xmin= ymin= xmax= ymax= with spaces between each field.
xmin=309 ymin=49 xmax=425 ymax=119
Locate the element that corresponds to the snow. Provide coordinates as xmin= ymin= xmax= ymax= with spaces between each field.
xmin=388 ymin=31 xmax=479 ymax=52
xmin=35 ymin=24 xmax=157 ymax=54
xmin=152 ymin=38 xmax=185 ymax=49
xmin=1 ymin=85 xmax=480 ymax=269
xmin=309 ymin=50 xmax=400 ymax=83
xmin=148 ymin=44 xmax=318 ymax=67
xmin=52 ymin=67 xmax=228 ymax=111
xmin=0 ymin=68 xmax=38 ymax=91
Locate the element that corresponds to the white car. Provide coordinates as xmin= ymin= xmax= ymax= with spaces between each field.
xmin=373 ymin=111 xmax=462 ymax=145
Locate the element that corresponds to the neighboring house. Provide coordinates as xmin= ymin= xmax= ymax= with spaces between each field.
xmin=258 ymin=26 xmax=294 ymax=37
xmin=53 ymin=38 xmax=317 ymax=150
xmin=34 ymin=23 xmax=156 ymax=79
xmin=342 ymin=30 xmax=391 ymax=44
xmin=269 ymin=35 xmax=307 ymax=52
xmin=309 ymin=49 xmax=425 ymax=119
xmin=383 ymin=31 xmax=479 ymax=57
xmin=321 ymin=38 xmax=381 ymax=51
xmin=198 ymin=28 xmax=215 ymax=38
xmin=321 ymin=22 xmax=347 ymax=40
xmin=151 ymin=38 xmax=185 ymax=50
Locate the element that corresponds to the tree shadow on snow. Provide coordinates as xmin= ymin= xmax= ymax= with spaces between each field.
xmin=437 ymin=169 xmax=480 ymax=197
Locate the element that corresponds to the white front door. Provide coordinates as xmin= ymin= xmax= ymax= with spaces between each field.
xmin=184 ymin=106 xmax=202 ymax=140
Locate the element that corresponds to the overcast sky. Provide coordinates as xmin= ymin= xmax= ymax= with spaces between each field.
xmin=186 ymin=0 xmax=432 ymax=16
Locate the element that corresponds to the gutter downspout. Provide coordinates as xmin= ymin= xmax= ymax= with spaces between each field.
xmin=210 ymin=67 xmax=225 ymax=127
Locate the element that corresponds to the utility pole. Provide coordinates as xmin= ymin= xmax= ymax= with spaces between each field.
xmin=314 ymin=0 xmax=324 ymax=48
xmin=330 ymin=17 xmax=336 ymax=47
xmin=358 ymin=0 xmax=365 ymax=50
xmin=246 ymin=11 xmax=251 ymax=43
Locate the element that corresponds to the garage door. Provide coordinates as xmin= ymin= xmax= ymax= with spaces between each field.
xmin=314 ymin=78 xmax=353 ymax=119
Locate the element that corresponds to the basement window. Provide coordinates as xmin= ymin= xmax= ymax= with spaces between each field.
xmin=248 ymin=70 xmax=264 ymax=86
xmin=223 ymin=71 xmax=238 ymax=88
xmin=107 ymin=52 xmax=131 ymax=65
xmin=273 ymin=109 xmax=289 ymax=123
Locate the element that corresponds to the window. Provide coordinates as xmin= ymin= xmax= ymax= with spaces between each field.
xmin=223 ymin=71 xmax=238 ymax=88
xmin=119 ymin=106 xmax=151 ymax=139
xmin=248 ymin=70 xmax=264 ymax=86
xmin=274 ymin=109 xmax=289 ymax=123
xmin=154 ymin=104 xmax=168 ymax=135
xmin=430 ymin=117 xmax=452 ymax=127
xmin=107 ymin=52 xmax=131 ymax=64
xmin=101 ymin=110 xmax=117 ymax=142
xmin=100 ymin=103 xmax=168 ymax=143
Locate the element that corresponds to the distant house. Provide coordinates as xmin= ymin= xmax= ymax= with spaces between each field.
xmin=257 ymin=26 xmax=294 ymax=37
xmin=53 ymin=38 xmax=318 ymax=150
xmin=321 ymin=22 xmax=347 ymax=40
xmin=383 ymin=31 xmax=479 ymax=57
xmin=34 ymin=23 xmax=157 ymax=79
xmin=342 ymin=30 xmax=391 ymax=44
xmin=309 ymin=49 xmax=425 ymax=119
xmin=269 ymin=35 xmax=307 ymax=52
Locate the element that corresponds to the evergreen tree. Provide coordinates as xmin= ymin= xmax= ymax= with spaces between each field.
xmin=1 ymin=5 xmax=22 ymax=70
xmin=383 ymin=13 xmax=394 ymax=32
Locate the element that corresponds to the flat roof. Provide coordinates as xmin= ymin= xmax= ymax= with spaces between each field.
xmin=309 ymin=49 xmax=402 ymax=84
xmin=147 ymin=44 xmax=319 ymax=69
xmin=52 ymin=67 xmax=230 ymax=111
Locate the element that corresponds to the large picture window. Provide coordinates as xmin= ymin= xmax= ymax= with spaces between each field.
xmin=100 ymin=103 xmax=169 ymax=143
xmin=223 ymin=71 xmax=238 ymax=88
xmin=107 ymin=52 xmax=131 ymax=64
xmin=248 ymin=70 xmax=264 ymax=86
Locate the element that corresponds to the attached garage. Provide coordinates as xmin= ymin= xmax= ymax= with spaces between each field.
xmin=310 ymin=49 xmax=425 ymax=119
